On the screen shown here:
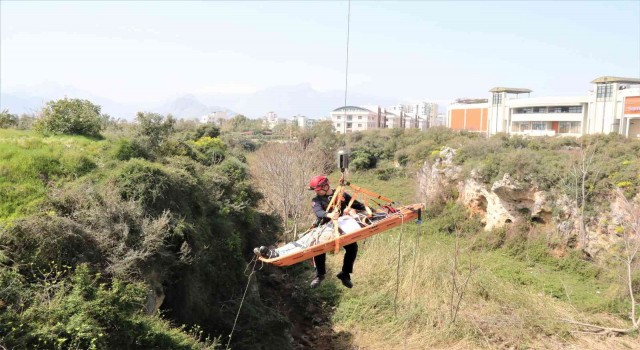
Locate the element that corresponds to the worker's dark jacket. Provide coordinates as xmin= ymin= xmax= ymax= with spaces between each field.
xmin=311 ymin=190 xmax=364 ymax=275
xmin=311 ymin=191 xmax=366 ymax=224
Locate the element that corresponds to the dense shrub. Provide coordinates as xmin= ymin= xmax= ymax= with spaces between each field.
xmin=113 ymin=138 xmax=149 ymax=161
xmin=134 ymin=112 xmax=175 ymax=157
xmin=350 ymin=149 xmax=377 ymax=171
xmin=221 ymin=114 xmax=263 ymax=133
xmin=423 ymin=201 xmax=483 ymax=235
xmin=1 ymin=148 xmax=289 ymax=348
xmin=193 ymin=124 xmax=221 ymax=139
xmin=375 ymin=167 xmax=405 ymax=181
xmin=34 ymin=98 xmax=107 ymax=138
xmin=188 ymin=136 xmax=227 ymax=165
xmin=0 ymin=264 xmax=218 ymax=349
xmin=0 ymin=109 xmax=18 ymax=128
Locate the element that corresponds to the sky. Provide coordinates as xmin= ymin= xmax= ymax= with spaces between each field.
xmin=1 ymin=0 xmax=639 ymax=105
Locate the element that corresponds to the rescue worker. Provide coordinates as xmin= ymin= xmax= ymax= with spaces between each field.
xmin=307 ymin=175 xmax=365 ymax=289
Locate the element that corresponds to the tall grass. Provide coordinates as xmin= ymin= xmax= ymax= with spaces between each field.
xmin=0 ymin=129 xmax=106 ymax=223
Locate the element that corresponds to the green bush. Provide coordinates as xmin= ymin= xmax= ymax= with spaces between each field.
xmin=62 ymin=155 xmax=97 ymax=178
xmin=194 ymin=124 xmax=221 ymax=139
xmin=115 ymin=159 xmax=173 ymax=210
xmin=375 ymin=167 xmax=404 ymax=181
xmin=134 ymin=112 xmax=175 ymax=157
xmin=424 ymin=201 xmax=482 ymax=235
xmin=188 ymin=136 xmax=227 ymax=166
xmin=0 ymin=129 xmax=291 ymax=348
xmin=34 ymin=98 xmax=106 ymax=138
xmin=552 ymin=250 xmax=600 ymax=279
xmin=0 ymin=264 xmax=217 ymax=350
xmin=471 ymin=227 xmax=507 ymax=251
xmin=0 ymin=109 xmax=18 ymax=128
xmin=113 ymin=138 xmax=148 ymax=161
xmin=350 ymin=149 xmax=377 ymax=171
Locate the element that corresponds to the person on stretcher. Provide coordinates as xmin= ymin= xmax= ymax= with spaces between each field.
xmin=253 ymin=211 xmax=364 ymax=259
xmin=254 ymin=175 xmax=367 ymax=288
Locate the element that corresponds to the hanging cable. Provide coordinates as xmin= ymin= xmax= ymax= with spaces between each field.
xmin=393 ymin=213 xmax=405 ymax=317
xmin=409 ymin=215 xmax=423 ymax=305
xmin=344 ymin=0 xmax=351 ymax=109
xmin=341 ymin=0 xmax=351 ymax=134
xmin=226 ymin=256 xmax=258 ymax=350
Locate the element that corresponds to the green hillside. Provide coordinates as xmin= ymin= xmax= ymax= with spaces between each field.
xmin=1 ymin=115 xmax=639 ymax=349
xmin=0 ymin=125 xmax=288 ymax=349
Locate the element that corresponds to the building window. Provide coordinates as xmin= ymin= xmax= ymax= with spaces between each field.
xmin=358 ymin=123 xmax=362 ymax=127
xmin=337 ymin=115 xmax=341 ymax=120
xmin=512 ymin=121 xmax=531 ymax=132
xmin=531 ymin=121 xmax=547 ymax=130
xmin=347 ymin=115 xmax=353 ymax=121
xmin=550 ymin=106 xmax=573 ymax=113
xmin=596 ymin=84 xmax=612 ymax=99
xmin=519 ymin=107 xmax=534 ymax=114
xmin=492 ymin=93 xmax=502 ymax=105
xmin=358 ymin=115 xmax=362 ymax=119
xmin=559 ymin=121 xmax=581 ymax=134
xmin=568 ymin=106 xmax=582 ymax=113
xmin=347 ymin=123 xmax=352 ymax=128
xmin=336 ymin=123 xmax=341 ymax=127
xmin=534 ymin=107 xmax=546 ymax=113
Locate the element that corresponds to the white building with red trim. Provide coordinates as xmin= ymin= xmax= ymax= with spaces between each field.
xmin=446 ymin=76 xmax=640 ymax=138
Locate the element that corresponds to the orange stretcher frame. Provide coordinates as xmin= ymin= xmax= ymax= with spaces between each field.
xmin=258 ymin=202 xmax=424 ymax=267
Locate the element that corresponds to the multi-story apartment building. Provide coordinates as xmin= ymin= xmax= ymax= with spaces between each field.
xmin=200 ymin=111 xmax=228 ymax=125
xmin=384 ymin=110 xmax=403 ymax=129
xmin=293 ymin=115 xmax=319 ymax=129
xmin=329 ymin=102 xmax=440 ymax=133
xmin=388 ymin=102 xmax=438 ymax=130
xmin=330 ymin=105 xmax=382 ymax=133
xmin=264 ymin=111 xmax=289 ymax=129
xmin=446 ymin=76 xmax=640 ymax=138
xmin=403 ymin=114 xmax=417 ymax=129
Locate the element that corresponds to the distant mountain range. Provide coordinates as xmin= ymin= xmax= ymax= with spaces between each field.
xmin=154 ymin=94 xmax=236 ymax=120
xmin=1 ymin=82 xmax=406 ymax=120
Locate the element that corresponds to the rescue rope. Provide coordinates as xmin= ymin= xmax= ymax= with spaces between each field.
xmin=226 ymin=256 xmax=258 ymax=350
xmin=393 ymin=212 xmax=405 ymax=317
xmin=343 ymin=0 xmax=351 ymax=110
xmin=409 ymin=217 xmax=423 ymax=305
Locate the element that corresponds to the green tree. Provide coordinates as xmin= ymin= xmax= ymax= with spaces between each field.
xmin=0 ymin=109 xmax=18 ymax=128
xmin=34 ymin=98 xmax=107 ymax=137
xmin=135 ymin=112 xmax=175 ymax=152
xmin=194 ymin=123 xmax=221 ymax=139
xmin=221 ymin=114 xmax=263 ymax=133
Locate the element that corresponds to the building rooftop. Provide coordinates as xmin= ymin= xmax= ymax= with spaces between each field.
xmin=332 ymin=106 xmax=371 ymax=113
xmin=454 ymin=98 xmax=488 ymax=104
xmin=590 ymin=76 xmax=640 ymax=84
xmin=489 ymin=87 xmax=533 ymax=93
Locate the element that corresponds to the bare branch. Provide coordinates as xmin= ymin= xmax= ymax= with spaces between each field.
xmin=562 ymin=319 xmax=632 ymax=335
xmin=251 ymin=141 xmax=325 ymax=242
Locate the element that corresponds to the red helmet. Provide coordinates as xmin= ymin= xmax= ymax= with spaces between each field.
xmin=308 ymin=175 xmax=329 ymax=190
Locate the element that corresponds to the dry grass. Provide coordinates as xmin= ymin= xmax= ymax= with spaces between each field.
xmin=323 ymin=225 xmax=635 ymax=349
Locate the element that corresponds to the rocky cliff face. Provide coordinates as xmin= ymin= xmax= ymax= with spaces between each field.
xmin=418 ymin=148 xmax=637 ymax=260
xmin=459 ymin=173 xmax=552 ymax=230
xmin=419 ymin=148 xmax=552 ymax=231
